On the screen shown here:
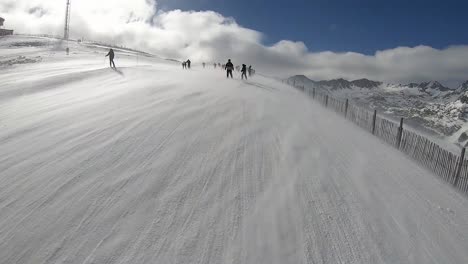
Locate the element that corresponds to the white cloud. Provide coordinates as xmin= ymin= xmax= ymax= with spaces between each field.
xmin=1 ymin=0 xmax=468 ymax=85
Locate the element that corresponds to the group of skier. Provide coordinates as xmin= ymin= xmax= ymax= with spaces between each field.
xmin=212 ymin=59 xmax=255 ymax=80
xmin=182 ymin=59 xmax=191 ymax=69
xmin=224 ymin=60 xmax=250 ymax=79
xmin=182 ymin=58 xmax=254 ymax=80
xmin=104 ymin=49 xmax=254 ymax=80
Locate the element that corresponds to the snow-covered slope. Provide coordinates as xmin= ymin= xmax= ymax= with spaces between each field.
xmin=1 ymin=36 xmax=468 ymax=264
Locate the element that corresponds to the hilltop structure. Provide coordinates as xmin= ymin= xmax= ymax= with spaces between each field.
xmin=0 ymin=17 xmax=14 ymax=36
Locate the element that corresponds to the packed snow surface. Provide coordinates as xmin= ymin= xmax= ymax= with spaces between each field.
xmin=1 ymin=36 xmax=468 ymax=263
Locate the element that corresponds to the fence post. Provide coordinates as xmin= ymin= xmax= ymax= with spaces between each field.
xmin=325 ymin=95 xmax=329 ymax=107
xmin=454 ymin=148 xmax=466 ymax=187
xmin=396 ymin=118 xmax=404 ymax=149
xmin=344 ymin=99 xmax=349 ymax=118
xmin=372 ymin=110 xmax=377 ymax=135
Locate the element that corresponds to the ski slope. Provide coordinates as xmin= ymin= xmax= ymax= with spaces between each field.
xmin=1 ymin=36 xmax=468 ymax=264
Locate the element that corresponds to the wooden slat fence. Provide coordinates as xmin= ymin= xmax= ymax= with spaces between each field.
xmin=291 ymin=84 xmax=468 ymax=196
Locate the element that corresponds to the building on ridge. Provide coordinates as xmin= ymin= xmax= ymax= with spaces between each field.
xmin=0 ymin=17 xmax=14 ymax=36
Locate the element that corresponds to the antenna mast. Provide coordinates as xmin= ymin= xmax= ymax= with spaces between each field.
xmin=64 ymin=0 xmax=71 ymax=40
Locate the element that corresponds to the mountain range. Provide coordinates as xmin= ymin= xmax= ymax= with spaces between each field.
xmin=287 ymin=75 xmax=468 ymax=147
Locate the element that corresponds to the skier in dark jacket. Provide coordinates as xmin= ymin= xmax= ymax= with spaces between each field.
xmin=241 ymin=64 xmax=248 ymax=80
xmin=186 ymin=59 xmax=191 ymax=69
xmin=225 ymin=59 xmax=234 ymax=78
xmin=105 ymin=49 xmax=115 ymax=68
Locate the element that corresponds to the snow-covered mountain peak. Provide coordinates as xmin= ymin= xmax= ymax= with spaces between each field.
xmin=419 ymin=81 xmax=450 ymax=92
xmin=456 ymin=80 xmax=468 ymax=93
xmin=287 ymin=76 xmax=383 ymax=90
xmin=290 ymin=75 xmax=310 ymax=82
xmin=397 ymin=81 xmax=451 ymax=97
xmin=402 ymin=81 xmax=450 ymax=91
xmin=317 ymin=78 xmax=352 ymax=90
xmin=313 ymin=78 xmax=382 ymax=90
xmin=350 ymin=78 xmax=382 ymax=89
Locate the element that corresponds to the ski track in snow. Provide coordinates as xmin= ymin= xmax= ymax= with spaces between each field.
xmin=0 ymin=36 xmax=468 ymax=264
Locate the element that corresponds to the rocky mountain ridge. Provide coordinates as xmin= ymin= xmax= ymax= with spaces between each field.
xmin=287 ymin=75 xmax=468 ymax=147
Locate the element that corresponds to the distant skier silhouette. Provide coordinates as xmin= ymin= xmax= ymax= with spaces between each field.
xmin=182 ymin=61 xmax=186 ymax=69
xmin=105 ymin=49 xmax=116 ymax=68
xmin=241 ymin=64 xmax=248 ymax=80
xmin=248 ymin=65 xmax=253 ymax=76
xmin=186 ymin=59 xmax=191 ymax=69
xmin=225 ymin=59 xmax=234 ymax=78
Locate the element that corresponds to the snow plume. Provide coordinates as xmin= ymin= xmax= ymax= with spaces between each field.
xmin=2 ymin=0 xmax=468 ymax=84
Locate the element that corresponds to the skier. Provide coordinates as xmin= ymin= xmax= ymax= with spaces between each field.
xmin=225 ymin=59 xmax=234 ymax=79
xmin=248 ymin=65 xmax=253 ymax=77
xmin=182 ymin=61 xmax=186 ymax=69
xmin=186 ymin=59 xmax=191 ymax=69
xmin=241 ymin=64 xmax=248 ymax=80
xmin=214 ymin=63 xmax=217 ymax=69
xmin=202 ymin=62 xmax=206 ymax=68
xmin=105 ymin=48 xmax=116 ymax=68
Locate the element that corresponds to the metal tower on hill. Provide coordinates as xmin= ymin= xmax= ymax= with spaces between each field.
xmin=64 ymin=0 xmax=71 ymax=40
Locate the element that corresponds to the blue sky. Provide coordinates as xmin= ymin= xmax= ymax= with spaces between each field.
xmin=158 ymin=0 xmax=468 ymax=54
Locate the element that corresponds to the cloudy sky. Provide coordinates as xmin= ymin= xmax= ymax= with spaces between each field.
xmin=1 ymin=0 xmax=468 ymax=86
